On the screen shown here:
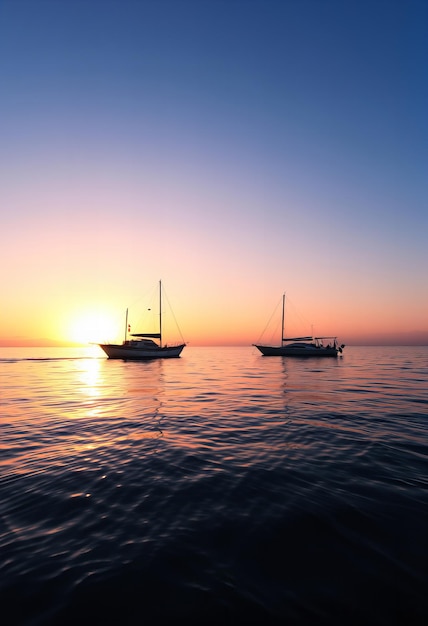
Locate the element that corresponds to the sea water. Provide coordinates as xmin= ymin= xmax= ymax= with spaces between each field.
xmin=0 ymin=346 xmax=427 ymax=625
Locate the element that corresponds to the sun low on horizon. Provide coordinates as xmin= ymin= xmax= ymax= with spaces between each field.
xmin=63 ymin=310 xmax=121 ymax=345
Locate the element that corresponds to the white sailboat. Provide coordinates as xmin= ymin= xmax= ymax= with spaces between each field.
xmin=99 ymin=281 xmax=186 ymax=360
xmin=253 ymin=293 xmax=344 ymax=357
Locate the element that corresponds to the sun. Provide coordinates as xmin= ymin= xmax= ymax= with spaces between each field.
xmin=67 ymin=312 xmax=118 ymax=345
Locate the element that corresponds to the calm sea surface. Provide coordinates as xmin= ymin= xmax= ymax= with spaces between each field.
xmin=0 ymin=346 xmax=427 ymax=626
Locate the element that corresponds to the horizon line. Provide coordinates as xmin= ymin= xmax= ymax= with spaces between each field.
xmin=1 ymin=340 xmax=427 ymax=348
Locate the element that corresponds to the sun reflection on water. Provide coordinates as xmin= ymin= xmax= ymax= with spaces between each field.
xmin=76 ymin=356 xmax=104 ymax=398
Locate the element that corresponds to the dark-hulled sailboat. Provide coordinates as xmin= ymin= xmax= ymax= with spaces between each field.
xmin=253 ymin=293 xmax=344 ymax=357
xmin=99 ymin=281 xmax=186 ymax=360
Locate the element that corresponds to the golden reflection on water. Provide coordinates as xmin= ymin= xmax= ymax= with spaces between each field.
xmin=1 ymin=346 xmax=426 ymax=478
xmin=76 ymin=356 xmax=104 ymax=398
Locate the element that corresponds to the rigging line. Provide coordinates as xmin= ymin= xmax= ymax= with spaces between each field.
xmin=126 ymin=284 xmax=157 ymax=312
xmin=284 ymin=296 xmax=312 ymax=336
xmin=130 ymin=284 xmax=159 ymax=330
xmin=256 ymin=294 xmax=283 ymax=342
xmin=161 ymin=285 xmax=186 ymax=343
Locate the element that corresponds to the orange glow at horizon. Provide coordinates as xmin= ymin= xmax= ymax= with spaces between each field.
xmin=63 ymin=310 xmax=121 ymax=345
xmin=0 ymin=281 xmax=427 ymax=348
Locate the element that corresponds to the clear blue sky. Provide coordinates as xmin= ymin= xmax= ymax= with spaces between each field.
xmin=1 ymin=0 xmax=427 ymax=345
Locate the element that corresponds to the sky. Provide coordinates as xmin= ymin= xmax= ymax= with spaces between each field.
xmin=1 ymin=0 xmax=427 ymax=347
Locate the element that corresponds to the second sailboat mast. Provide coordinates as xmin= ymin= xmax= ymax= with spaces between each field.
xmin=159 ymin=280 xmax=162 ymax=348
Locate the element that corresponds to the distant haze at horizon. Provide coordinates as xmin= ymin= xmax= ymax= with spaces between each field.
xmin=1 ymin=332 xmax=427 ymax=349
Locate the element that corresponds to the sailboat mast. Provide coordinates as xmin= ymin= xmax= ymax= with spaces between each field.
xmin=281 ymin=293 xmax=285 ymax=347
xmin=159 ymin=280 xmax=162 ymax=348
xmin=124 ymin=308 xmax=129 ymax=343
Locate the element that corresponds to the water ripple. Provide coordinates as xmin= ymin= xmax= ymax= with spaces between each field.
xmin=0 ymin=346 xmax=427 ymax=625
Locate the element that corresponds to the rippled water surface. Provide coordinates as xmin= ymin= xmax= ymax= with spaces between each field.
xmin=1 ymin=346 xmax=427 ymax=625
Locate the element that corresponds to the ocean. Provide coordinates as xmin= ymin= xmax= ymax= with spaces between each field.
xmin=0 ymin=345 xmax=427 ymax=626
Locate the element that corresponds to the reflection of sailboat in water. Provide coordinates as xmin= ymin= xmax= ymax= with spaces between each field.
xmin=254 ymin=293 xmax=345 ymax=357
xmin=99 ymin=281 xmax=186 ymax=360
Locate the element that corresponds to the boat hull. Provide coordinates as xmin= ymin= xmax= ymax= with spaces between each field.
xmin=99 ymin=343 xmax=185 ymax=360
xmin=254 ymin=344 xmax=340 ymax=357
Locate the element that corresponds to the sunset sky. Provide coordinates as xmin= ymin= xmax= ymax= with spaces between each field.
xmin=1 ymin=0 xmax=427 ymax=347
